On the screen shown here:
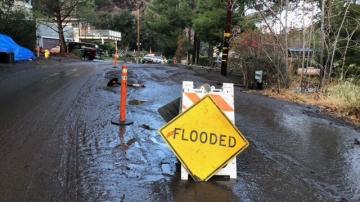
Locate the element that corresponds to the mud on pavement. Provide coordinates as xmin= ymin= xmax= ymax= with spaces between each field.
xmin=68 ymin=63 xmax=359 ymax=201
xmin=0 ymin=61 xmax=359 ymax=201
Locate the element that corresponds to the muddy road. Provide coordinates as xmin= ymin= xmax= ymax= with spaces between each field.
xmin=0 ymin=60 xmax=359 ymax=201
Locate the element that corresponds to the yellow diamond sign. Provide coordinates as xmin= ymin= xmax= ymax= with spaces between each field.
xmin=159 ymin=95 xmax=249 ymax=181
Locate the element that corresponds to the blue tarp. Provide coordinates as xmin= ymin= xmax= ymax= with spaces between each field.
xmin=0 ymin=33 xmax=35 ymax=62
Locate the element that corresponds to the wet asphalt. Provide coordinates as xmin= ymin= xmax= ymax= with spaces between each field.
xmin=0 ymin=60 xmax=359 ymax=202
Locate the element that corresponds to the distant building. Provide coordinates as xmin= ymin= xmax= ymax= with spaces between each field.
xmin=36 ymin=23 xmax=75 ymax=50
xmin=36 ymin=19 xmax=121 ymax=50
xmin=288 ymin=48 xmax=313 ymax=59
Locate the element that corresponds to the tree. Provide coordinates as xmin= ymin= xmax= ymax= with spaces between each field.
xmin=144 ymin=0 xmax=192 ymax=56
xmin=94 ymin=0 xmax=112 ymax=9
xmin=193 ymin=0 xmax=254 ymax=69
xmin=0 ymin=0 xmax=15 ymax=17
xmin=0 ymin=0 xmax=36 ymax=49
xmin=317 ymin=0 xmax=360 ymax=84
xmin=33 ymin=0 xmax=94 ymax=53
xmin=193 ymin=0 xmax=227 ymax=52
xmin=93 ymin=11 xmax=135 ymax=49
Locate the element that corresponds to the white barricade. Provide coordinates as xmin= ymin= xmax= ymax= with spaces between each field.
xmin=180 ymin=81 xmax=237 ymax=180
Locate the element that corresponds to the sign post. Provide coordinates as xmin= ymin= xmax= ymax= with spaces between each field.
xmin=159 ymin=95 xmax=249 ymax=181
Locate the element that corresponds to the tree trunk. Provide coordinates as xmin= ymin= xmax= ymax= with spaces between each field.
xmin=300 ymin=1 xmax=307 ymax=92
xmin=191 ymin=0 xmax=196 ymax=64
xmin=319 ymin=0 xmax=326 ymax=87
xmin=196 ymin=36 xmax=200 ymax=64
xmin=56 ymin=15 xmax=66 ymax=53
xmin=285 ymin=0 xmax=289 ymax=87
xmin=340 ymin=26 xmax=358 ymax=80
xmin=192 ymin=32 xmax=197 ymax=64
xmin=328 ymin=2 xmax=351 ymax=81
xmin=188 ymin=28 xmax=191 ymax=64
xmin=208 ymin=44 xmax=213 ymax=66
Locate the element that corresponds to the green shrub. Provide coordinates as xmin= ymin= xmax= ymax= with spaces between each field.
xmin=98 ymin=42 xmax=116 ymax=56
xmin=198 ymin=57 xmax=211 ymax=66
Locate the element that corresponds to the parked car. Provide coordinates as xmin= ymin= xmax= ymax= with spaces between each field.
xmin=142 ymin=54 xmax=167 ymax=64
xmin=153 ymin=56 xmax=165 ymax=64
xmin=67 ymin=42 xmax=98 ymax=60
xmin=142 ymin=54 xmax=155 ymax=63
xmin=154 ymin=56 xmax=167 ymax=64
xmin=50 ymin=46 xmax=60 ymax=54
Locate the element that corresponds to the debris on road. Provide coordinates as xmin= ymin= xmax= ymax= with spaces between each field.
xmin=355 ymin=138 xmax=360 ymax=145
xmin=158 ymin=97 xmax=181 ymax=122
xmin=105 ymin=69 xmax=145 ymax=88
xmin=128 ymin=83 xmax=145 ymax=88
xmin=107 ymin=78 xmax=119 ymax=87
xmin=106 ymin=78 xmax=145 ymax=88
xmin=126 ymin=138 xmax=137 ymax=147
xmin=140 ymin=124 xmax=154 ymax=130
xmin=128 ymin=99 xmax=146 ymax=106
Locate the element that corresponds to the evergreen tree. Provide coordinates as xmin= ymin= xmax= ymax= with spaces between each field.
xmin=144 ymin=0 xmax=192 ymax=56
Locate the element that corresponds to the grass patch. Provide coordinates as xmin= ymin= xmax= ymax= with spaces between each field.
xmin=326 ymin=81 xmax=360 ymax=111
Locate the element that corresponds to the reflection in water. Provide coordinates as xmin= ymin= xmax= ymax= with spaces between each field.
xmin=119 ymin=126 xmax=129 ymax=151
xmin=172 ymin=180 xmax=238 ymax=202
xmin=278 ymin=109 xmax=360 ymax=200
xmin=164 ymin=165 xmax=238 ymax=202
xmin=345 ymin=148 xmax=360 ymax=200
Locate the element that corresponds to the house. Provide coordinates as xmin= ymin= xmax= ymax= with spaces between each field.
xmin=36 ymin=19 xmax=121 ymax=50
xmin=287 ymin=48 xmax=320 ymax=76
xmin=36 ymin=23 xmax=75 ymax=50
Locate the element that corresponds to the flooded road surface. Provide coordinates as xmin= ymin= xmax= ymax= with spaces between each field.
xmin=0 ymin=61 xmax=359 ymax=201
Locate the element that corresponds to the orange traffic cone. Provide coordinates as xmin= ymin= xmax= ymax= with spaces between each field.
xmin=113 ymin=49 xmax=119 ymax=68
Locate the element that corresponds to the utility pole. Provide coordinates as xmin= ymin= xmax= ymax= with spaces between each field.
xmin=137 ymin=7 xmax=141 ymax=63
xmin=221 ymin=0 xmax=234 ymax=77
xmin=191 ymin=0 xmax=196 ymax=65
